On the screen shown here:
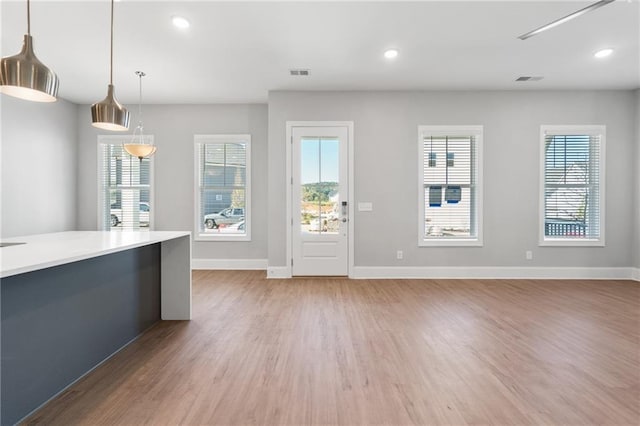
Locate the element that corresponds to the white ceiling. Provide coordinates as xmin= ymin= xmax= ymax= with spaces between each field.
xmin=1 ymin=0 xmax=639 ymax=104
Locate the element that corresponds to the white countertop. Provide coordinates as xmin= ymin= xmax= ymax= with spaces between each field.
xmin=0 ymin=231 xmax=191 ymax=278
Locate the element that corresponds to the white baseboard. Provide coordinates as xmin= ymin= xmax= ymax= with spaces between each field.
xmin=192 ymin=258 xmax=267 ymax=270
xmin=191 ymin=262 xmax=638 ymax=280
xmin=351 ymin=266 xmax=636 ymax=280
xmin=266 ymin=267 xmax=292 ymax=279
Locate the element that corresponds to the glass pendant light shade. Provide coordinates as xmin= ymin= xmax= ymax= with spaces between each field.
xmin=123 ymin=71 xmax=156 ymax=160
xmin=91 ymin=84 xmax=130 ymax=131
xmin=124 ymin=144 xmax=156 ymax=160
xmin=91 ymin=0 xmax=129 ymax=131
xmin=0 ymin=1 xmax=59 ymax=102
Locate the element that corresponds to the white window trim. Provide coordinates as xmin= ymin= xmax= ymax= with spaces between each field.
xmin=97 ymin=135 xmax=155 ymax=231
xmin=194 ymin=134 xmax=251 ymax=242
xmin=418 ymin=125 xmax=483 ymax=247
xmin=539 ymin=125 xmax=606 ymax=247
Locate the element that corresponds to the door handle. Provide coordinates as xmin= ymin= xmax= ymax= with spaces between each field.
xmin=341 ymin=201 xmax=348 ymax=222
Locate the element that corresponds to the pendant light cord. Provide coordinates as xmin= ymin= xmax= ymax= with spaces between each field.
xmin=138 ymin=72 xmax=143 ymax=130
xmin=134 ymin=72 xmax=146 ymax=163
xmin=110 ymin=0 xmax=114 ymax=85
xmin=27 ymin=0 xmax=31 ymax=35
xmin=130 ymin=71 xmax=146 ymax=145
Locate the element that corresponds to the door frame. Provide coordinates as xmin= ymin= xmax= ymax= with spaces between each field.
xmin=285 ymin=121 xmax=355 ymax=278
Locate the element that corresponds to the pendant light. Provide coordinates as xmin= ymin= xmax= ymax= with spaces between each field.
xmin=0 ymin=0 xmax=59 ymax=102
xmin=124 ymin=71 xmax=156 ymax=160
xmin=91 ymin=0 xmax=129 ymax=131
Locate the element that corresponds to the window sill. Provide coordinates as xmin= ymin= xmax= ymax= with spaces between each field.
xmin=419 ymin=239 xmax=483 ymax=247
xmin=195 ymin=234 xmax=251 ymax=242
xmin=539 ymin=238 xmax=604 ymax=247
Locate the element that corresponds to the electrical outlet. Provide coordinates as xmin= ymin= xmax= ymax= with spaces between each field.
xmin=397 ymin=250 xmax=403 ymax=260
xmin=525 ymin=250 xmax=533 ymax=260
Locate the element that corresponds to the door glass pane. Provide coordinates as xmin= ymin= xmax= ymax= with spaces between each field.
xmin=320 ymin=139 xmax=339 ymax=234
xmin=300 ymin=138 xmax=339 ymax=235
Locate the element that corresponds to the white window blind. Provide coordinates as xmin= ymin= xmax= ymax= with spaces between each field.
xmin=98 ymin=136 xmax=153 ymax=230
xmin=194 ymin=135 xmax=251 ymax=241
xmin=418 ymin=126 xmax=483 ymax=246
xmin=541 ymin=126 xmax=604 ymax=245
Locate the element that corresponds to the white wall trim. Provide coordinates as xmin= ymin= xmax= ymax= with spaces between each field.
xmin=193 ymin=134 xmax=252 ymax=242
xmin=97 ymin=135 xmax=155 ymax=231
xmin=266 ymin=266 xmax=292 ymax=279
xmin=539 ymin=125 xmax=606 ymax=247
xmin=418 ymin=125 xmax=484 ymax=247
xmin=351 ymin=266 xmax=636 ymax=280
xmin=285 ymin=121 xmax=355 ymax=278
xmin=191 ymin=263 xmax=638 ymax=280
xmin=192 ymin=258 xmax=267 ymax=270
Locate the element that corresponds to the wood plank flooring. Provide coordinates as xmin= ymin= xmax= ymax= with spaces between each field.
xmin=24 ymin=271 xmax=640 ymax=425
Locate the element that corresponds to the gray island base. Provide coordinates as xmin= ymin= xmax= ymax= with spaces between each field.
xmin=0 ymin=231 xmax=191 ymax=426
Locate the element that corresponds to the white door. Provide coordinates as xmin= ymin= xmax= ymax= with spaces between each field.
xmin=292 ymin=126 xmax=349 ymax=276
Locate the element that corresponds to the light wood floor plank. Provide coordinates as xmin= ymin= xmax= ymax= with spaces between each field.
xmin=24 ymin=271 xmax=640 ymax=425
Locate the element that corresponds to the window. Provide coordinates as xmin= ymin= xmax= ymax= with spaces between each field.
xmin=194 ymin=135 xmax=251 ymax=241
xmin=418 ymin=126 xmax=483 ymax=246
xmin=428 ymin=152 xmax=437 ymax=167
xmin=540 ymin=125 xmax=605 ymax=246
xmin=98 ymin=136 xmax=154 ymax=230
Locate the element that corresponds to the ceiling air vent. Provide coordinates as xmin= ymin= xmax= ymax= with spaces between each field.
xmin=516 ymin=76 xmax=544 ymax=82
xmin=290 ymin=69 xmax=310 ymax=76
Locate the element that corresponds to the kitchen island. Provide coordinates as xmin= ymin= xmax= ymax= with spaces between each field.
xmin=0 ymin=231 xmax=191 ymax=426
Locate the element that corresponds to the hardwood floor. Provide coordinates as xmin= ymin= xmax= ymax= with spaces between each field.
xmin=24 ymin=271 xmax=639 ymax=425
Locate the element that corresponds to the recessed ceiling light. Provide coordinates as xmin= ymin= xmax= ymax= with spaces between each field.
xmin=172 ymin=16 xmax=190 ymax=29
xmin=384 ymin=49 xmax=399 ymax=59
xmin=594 ymin=48 xmax=614 ymax=58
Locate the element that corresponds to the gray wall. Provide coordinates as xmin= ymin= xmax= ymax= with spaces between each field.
xmin=76 ymin=104 xmax=268 ymax=261
xmin=635 ymin=89 xmax=640 ymax=269
xmin=268 ymin=90 xmax=637 ymax=268
xmin=3 ymin=91 xmax=636 ymax=269
xmin=1 ymin=97 xmax=78 ymax=238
